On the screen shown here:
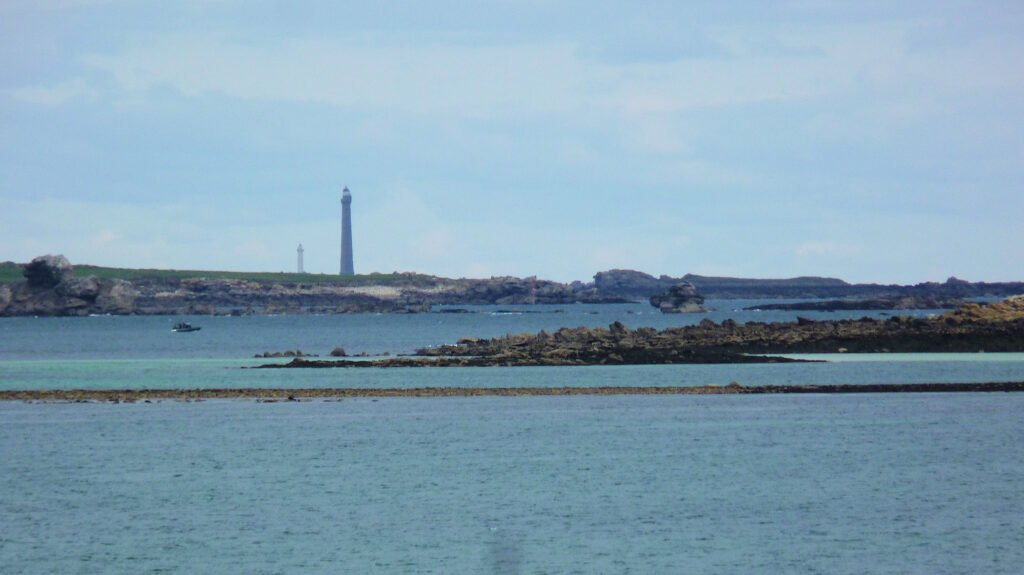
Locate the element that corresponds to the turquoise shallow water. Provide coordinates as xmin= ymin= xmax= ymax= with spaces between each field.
xmin=2 ymin=394 xmax=1022 ymax=573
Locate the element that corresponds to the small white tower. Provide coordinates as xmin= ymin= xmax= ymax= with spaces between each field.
xmin=297 ymin=243 xmax=305 ymax=274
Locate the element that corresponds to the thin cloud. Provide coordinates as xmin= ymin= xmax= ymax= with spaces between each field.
xmin=6 ymin=78 xmax=96 ymax=106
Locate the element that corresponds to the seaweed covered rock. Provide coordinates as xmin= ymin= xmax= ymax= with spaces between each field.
xmin=942 ymin=295 xmax=1024 ymax=322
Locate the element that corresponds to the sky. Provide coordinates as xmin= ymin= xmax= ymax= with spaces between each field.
xmin=1 ymin=1 xmax=1022 ymax=284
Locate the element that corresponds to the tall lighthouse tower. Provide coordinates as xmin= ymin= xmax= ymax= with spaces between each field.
xmin=340 ymin=186 xmax=354 ymax=276
xmin=296 ymin=244 xmax=305 ymax=274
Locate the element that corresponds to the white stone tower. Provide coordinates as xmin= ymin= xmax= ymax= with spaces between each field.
xmin=296 ymin=244 xmax=305 ymax=274
xmin=340 ymin=186 xmax=354 ymax=275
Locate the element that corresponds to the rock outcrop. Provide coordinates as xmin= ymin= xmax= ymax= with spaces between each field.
xmin=592 ymin=269 xmax=678 ymax=298
xmin=0 ymin=284 xmax=11 ymax=315
xmin=23 ymin=255 xmax=73 ymax=288
xmin=94 ymin=280 xmax=139 ymax=314
xmin=254 ymin=350 xmax=316 ymax=358
xmin=943 ymin=295 xmax=1024 ymax=322
xmin=0 ymin=255 xmax=139 ymax=316
xmin=649 ymin=282 xmax=708 ymax=313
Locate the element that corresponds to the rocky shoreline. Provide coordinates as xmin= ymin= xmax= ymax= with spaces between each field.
xmin=3 ymin=382 xmax=1023 ymax=402
xmin=1 ymin=255 xmax=632 ymax=317
xmin=412 ymin=297 xmax=1024 ymax=361
xmin=4 ymin=255 xmax=1024 ymax=317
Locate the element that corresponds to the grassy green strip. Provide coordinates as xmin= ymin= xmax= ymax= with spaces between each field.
xmin=0 ymin=261 xmax=439 ymax=285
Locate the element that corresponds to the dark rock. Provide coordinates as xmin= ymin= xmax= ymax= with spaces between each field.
xmin=649 ymin=282 xmax=708 ymax=314
xmin=255 ymin=350 xmax=317 ymax=358
xmin=56 ymin=277 xmax=101 ymax=300
xmin=404 ymin=296 xmax=1024 ymax=365
xmin=609 ymin=321 xmax=629 ymax=336
xmin=593 ymin=269 xmax=673 ymax=298
xmin=329 ymin=347 xmax=348 ymax=357
xmin=0 ymin=285 xmax=11 ymax=314
xmin=23 ymin=255 xmax=73 ymax=288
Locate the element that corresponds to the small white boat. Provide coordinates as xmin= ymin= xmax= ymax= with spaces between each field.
xmin=172 ymin=322 xmax=201 ymax=333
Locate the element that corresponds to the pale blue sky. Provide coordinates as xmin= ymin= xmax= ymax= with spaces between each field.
xmin=2 ymin=1 xmax=1022 ymax=282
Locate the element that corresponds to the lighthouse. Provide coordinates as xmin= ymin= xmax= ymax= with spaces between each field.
xmin=296 ymin=244 xmax=305 ymax=274
xmin=340 ymin=186 xmax=354 ymax=275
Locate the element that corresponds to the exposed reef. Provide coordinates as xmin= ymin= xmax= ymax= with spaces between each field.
xmin=249 ymin=297 xmax=1024 ymax=368
xmin=254 ymin=350 xmax=318 ymax=358
xmin=4 ymin=382 xmax=1023 ymax=402
xmin=256 ymin=350 xmax=805 ymax=368
xmin=416 ymin=297 xmax=1024 ymax=360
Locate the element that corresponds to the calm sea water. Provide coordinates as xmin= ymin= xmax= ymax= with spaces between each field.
xmin=2 ymin=395 xmax=1022 ymax=573
xmin=2 ymin=301 xmax=1023 ymax=391
xmin=2 ymin=301 xmax=1023 ymax=573
xmin=0 ymin=300 xmax=961 ymax=361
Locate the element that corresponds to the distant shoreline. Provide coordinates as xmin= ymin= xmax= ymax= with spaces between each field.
xmin=3 ymin=382 xmax=1023 ymax=402
xmin=6 ymin=255 xmax=1024 ymax=317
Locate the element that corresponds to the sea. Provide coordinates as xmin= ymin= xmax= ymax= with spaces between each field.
xmin=2 ymin=300 xmax=1023 ymax=573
